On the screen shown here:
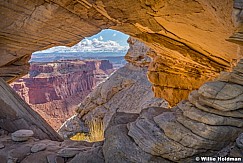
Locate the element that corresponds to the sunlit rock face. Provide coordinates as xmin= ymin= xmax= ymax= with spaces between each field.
xmin=10 ymin=60 xmax=114 ymax=130
xmin=0 ymin=0 xmax=239 ymax=105
xmin=127 ymin=59 xmax=243 ymax=162
xmin=124 ymin=37 xmax=151 ymax=67
xmin=125 ymin=37 xmax=215 ymax=106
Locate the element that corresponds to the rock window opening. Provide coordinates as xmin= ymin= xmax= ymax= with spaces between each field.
xmin=9 ymin=29 xmax=129 ymax=142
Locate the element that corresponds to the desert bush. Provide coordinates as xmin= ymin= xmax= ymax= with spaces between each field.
xmin=70 ymin=118 xmax=104 ymax=142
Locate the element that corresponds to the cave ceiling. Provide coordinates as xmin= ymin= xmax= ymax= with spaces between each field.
xmin=0 ymin=0 xmax=240 ymax=105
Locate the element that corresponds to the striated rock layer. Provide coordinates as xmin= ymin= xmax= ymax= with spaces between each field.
xmin=0 ymin=0 xmax=240 ymax=105
xmin=78 ymin=64 xmax=168 ymax=127
xmin=10 ymin=60 xmax=114 ymax=130
xmin=59 ymin=63 xmax=168 ymax=138
xmin=0 ymin=79 xmax=62 ymax=141
xmin=125 ymin=59 xmax=243 ymax=162
xmin=125 ymin=37 xmax=151 ymax=67
xmin=95 ymin=59 xmax=243 ymax=163
xmin=125 ymin=37 xmax=203 ymax=105
xmin=2 ymin=58 xmax=243 ymax=163
xmin=59 ymin=38 xmax=168 ymax=138
xmin=61 ymin=35 xmax=243 ymax=161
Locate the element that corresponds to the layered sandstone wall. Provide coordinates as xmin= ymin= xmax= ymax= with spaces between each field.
xmin=59 ymin=33 xmax=243 ymax=161
xmin=59 ymin=37 xmax=168 ymax=138
xmin=0 ymin=0 xmax=240 ymax=105
xmin=124 ymin=37 xmax=151 ymax=67
xmin=10 ymin=60 xmax=114 ymax=130
xmin=2 ymin=58 xmax=242 ymax=163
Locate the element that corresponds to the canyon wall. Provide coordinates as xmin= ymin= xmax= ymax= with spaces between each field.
xmin=1 ymin=37 xmax=243 ymax=162
xmin=49 ymin=36 xmax=243 ymax=162
xmin=0 ymin=0 xmax=240 ymax=105
xmin=0 ymin=78 xmax=62 ymax=141
xmin=59 ymin=37 xmax=168 ymax=138
xmin=10 ymin=60 xmax=114 ymax=130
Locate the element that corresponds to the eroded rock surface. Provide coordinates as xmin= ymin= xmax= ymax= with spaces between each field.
xmin=125 ymin=37 xmax=151 ymax=67
xmin=59 ymin=63 xmax=168 ymax=137
xmin=0 ymin=131 xmax=104 ymax=163
xmin=1 ymin=43 xmax=243 ymax=163
xmin=59 ymin=38 xmax=168 ymax=137
xmin=76 ymin=63 xmax=168 ymax=129
xmin=127 ymin=59 xmax=243 ymax=162
xmin=0 ymin=78 xmax=61 ymax=141
xmin=11 ymin=130 xmax=34 ymax=142
xmin=0 ymin=0 xmax=239 ymax=105
xmin=10 ymin=60 xmax=113 ymax=130
xmin=103 ymin=112 xmax=171 ymax=163
xmin=58 ymin=115 xmax=88 ymax=139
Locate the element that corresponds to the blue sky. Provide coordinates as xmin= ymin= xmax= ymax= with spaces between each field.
xmin=88 ymin=29 xmax=129 ymax=46
xmin=35 ymin=29 xmax=129 ymax=53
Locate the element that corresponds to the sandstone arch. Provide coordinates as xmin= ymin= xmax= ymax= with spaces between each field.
xmin=0 ymin=0 xmax=240 ymax=105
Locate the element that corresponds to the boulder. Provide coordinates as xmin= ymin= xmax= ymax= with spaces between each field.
xmin=46 ymin=154 xmax=64 ymax=163
xmin=236 ymin=133 xmax=243 ymax=149
xmin=31 ymin=143 xmax=47 ymax=153
xmin=69 ymin=146 xmax=104 ymax=163
xmin=103 ymin=112 xmax=171 ymax=163
xmin=128 ymin=108 xmax=204 ymax=161
xmin=11 ymin=130 xmax=34 ymax=142
xmin=58 ymin=115 xmax=88 ymax=139
xmin=57 ymin=147 xmax=89 ymax=158
xmin=7 ymin=144 xmax=32 ymax=162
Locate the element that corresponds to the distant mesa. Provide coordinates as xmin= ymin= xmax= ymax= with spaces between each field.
xmin=10 ymin=59 xmax=115 ymax=130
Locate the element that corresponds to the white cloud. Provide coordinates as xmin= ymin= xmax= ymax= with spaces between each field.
xmin=76 ymin=38 xmax=128 ymax=52
xmin=35 ymin=38 xmax=129 ymax=53
xmin=112 ymin=33 xmax=117 ymax=37
xmin=99 ymin=36 xmax=103 ymax=40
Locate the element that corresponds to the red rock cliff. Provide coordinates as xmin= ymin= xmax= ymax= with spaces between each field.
xmin=10 ymin=59 xmax=114 ymax=130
